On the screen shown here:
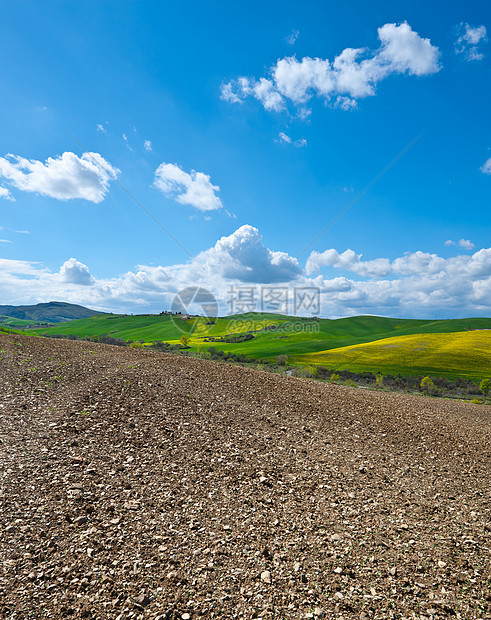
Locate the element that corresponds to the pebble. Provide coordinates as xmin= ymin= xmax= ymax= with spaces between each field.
xmin=134 ymin=593 xmax=151 ymax=607
xmin=124 ymin=500 xmax=140 ymax=510
xmin=261 ymin=570 xmax=271 ymax=584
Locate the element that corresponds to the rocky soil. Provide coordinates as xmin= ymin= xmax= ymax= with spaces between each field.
xmin=0 ymin=333 xmax=489 ymax=619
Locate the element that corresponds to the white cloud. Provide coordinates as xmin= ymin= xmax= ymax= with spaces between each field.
xmin=96 ymin=124 xmax=107 ymax=135
xmin=154 ymin=162 xmax=222 ymax=211
xmin=335 ymin=96 xmax=358 ymax=110
xmin=144 ymin=140 xmax=152 ymax=152
xmin=0 ymin=226 xmax=29 ymax=235
xmin=0 ymin=226 xmax=301 ymax=311
xmin=306 ymin=246 xmax=491 ymax=279
xmin=221 ymin=77 xmax=285 ymax=111
xmin=222 ymin=22 xmax=440 ymax=114
xmin=277 ymin=132 xmax=307 ymax=147
xmin=59 ymin=258 xmax=94 ymax=286
xmin=278 ymin=131 xmax=292 ymax=144
xmin=455 ymin=23 xmax=487 ymax=61
xmin=0 ymin=186 xmax=14 ymax=200
xmin=1 ymin=228 xmax=490 ymax=318
xmin=481 ymin=158 xmax=491 ymax=175
xmin=445 ymin=239 xmax=476 ymax=250
xmin=0 ymin=239 xmax=11 ymax=243
xmin=0 ymin=152 xmax=119 ymax=203
xmin=195 ymin=225 xmax=302 ymax=283
xmin=285 ymin=30 xmax=299 ymax=46
xmin=306 ymin=249 xmax=392 ymax=278
xmin=122 ymin=134 xmax=133 ymax=151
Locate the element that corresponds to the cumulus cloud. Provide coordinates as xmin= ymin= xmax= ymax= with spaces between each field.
xmin=481 ymin=158 xmax=491 ymax=175
xmin=307 ymin=246 xmax=491 ymax=280
xmin=144 ymin=140 xmax=152 ymax=152
xmin=445 ymin=239 xmax=475 ymax=250
xmin=1 ymin=230 xmax=490 ymax=319
xmin=59 ymin=258 xmax=94 ymax=286
xmin=0 ymin=186 xmax=14 ymax=200
xmin=277 ymin=132 xmax=307 ymax=147
xmin=221 ymin=22 xmax=440 ymax=115
xmin=154 ymin=162 xmax=222 ymax=211
xmin=455 ymin=23 xmax=487 ymax=61
xmin=222 ymin=77 xmax=285 ymax=111
xmin=0 ymin=152 xmax=119 ymax=203
xmin=306 ymin=249 xmax=392 ymax=278
xmin=0 ymin=226 xmax=302 ymax=313
xmin=195 ymin=225 xmax=302 ymax=283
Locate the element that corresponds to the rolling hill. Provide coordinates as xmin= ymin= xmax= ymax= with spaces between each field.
xmin=0 ymin=315 xmax=40 ymax=328
xmin=293 ymin=330 xmax=491 ymax=379
xmin=0 ymin=302 xmax=102 ymax=323
xmin=28 ymin=311 xmax=491 ymax=379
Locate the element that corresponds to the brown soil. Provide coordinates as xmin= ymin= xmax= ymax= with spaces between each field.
xmin=0 ymin=334 xmax=489 ymax=619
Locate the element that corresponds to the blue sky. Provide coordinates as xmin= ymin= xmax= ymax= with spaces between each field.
xmin=0 ymin=0 xmax=490 ymax=318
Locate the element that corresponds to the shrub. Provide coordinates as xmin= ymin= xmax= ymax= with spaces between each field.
xmin=470 ymin=398 xmax=482 ymax=404
xmin=276 ymin=354 xmax=288 ymax=366
xmin=479 ymin=378 xmax=490 ymax=400
xmin=330 ymin=373 xmax=340 ymax=384
xmin=420 ymin=376 xmax=438 ymax=396
xmin=180 ymin=335 xmax=190 ymax=347
xmin=376 ymin=373 xmax=384 ymax=388
xmin=206 ymin=333 xmax=254 ymax=343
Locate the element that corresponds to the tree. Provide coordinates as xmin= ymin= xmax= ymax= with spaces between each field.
xmin=180 ymin=334 xmax=190 ymax=347
xmin=330 ymin=373 xmax=340 ymax=384
xmin=421 ymin=376 xmax=437 ymax=396
xmin=306 ymin=365 xmax=318 ymax=378
xmin=480 ymin=378 xmax=491 ymax=401
xmin=376 ymin=373 xmax=384 ymax=388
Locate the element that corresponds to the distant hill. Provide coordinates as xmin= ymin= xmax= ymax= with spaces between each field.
xmin=0 ymin=302 xmax=102 ymax=323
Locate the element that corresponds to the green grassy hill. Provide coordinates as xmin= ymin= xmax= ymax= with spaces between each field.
xmin=0 ymin=315 xmax=39 ymax=328
xmin=27 ymin=311 xmax=491 ymax=379
xmin=293 ymin=330 xmax=491 ymax=379
xmin=0 ymin=302 xmax=101 ymax=323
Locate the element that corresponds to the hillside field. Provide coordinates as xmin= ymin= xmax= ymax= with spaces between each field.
xmin=27 ymin=312 xmax=491 ymax=380
xmin=0 ymin=315 xmax=39 ymax=328
xmin=294 ymin=330 xmax=491 ymax=379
